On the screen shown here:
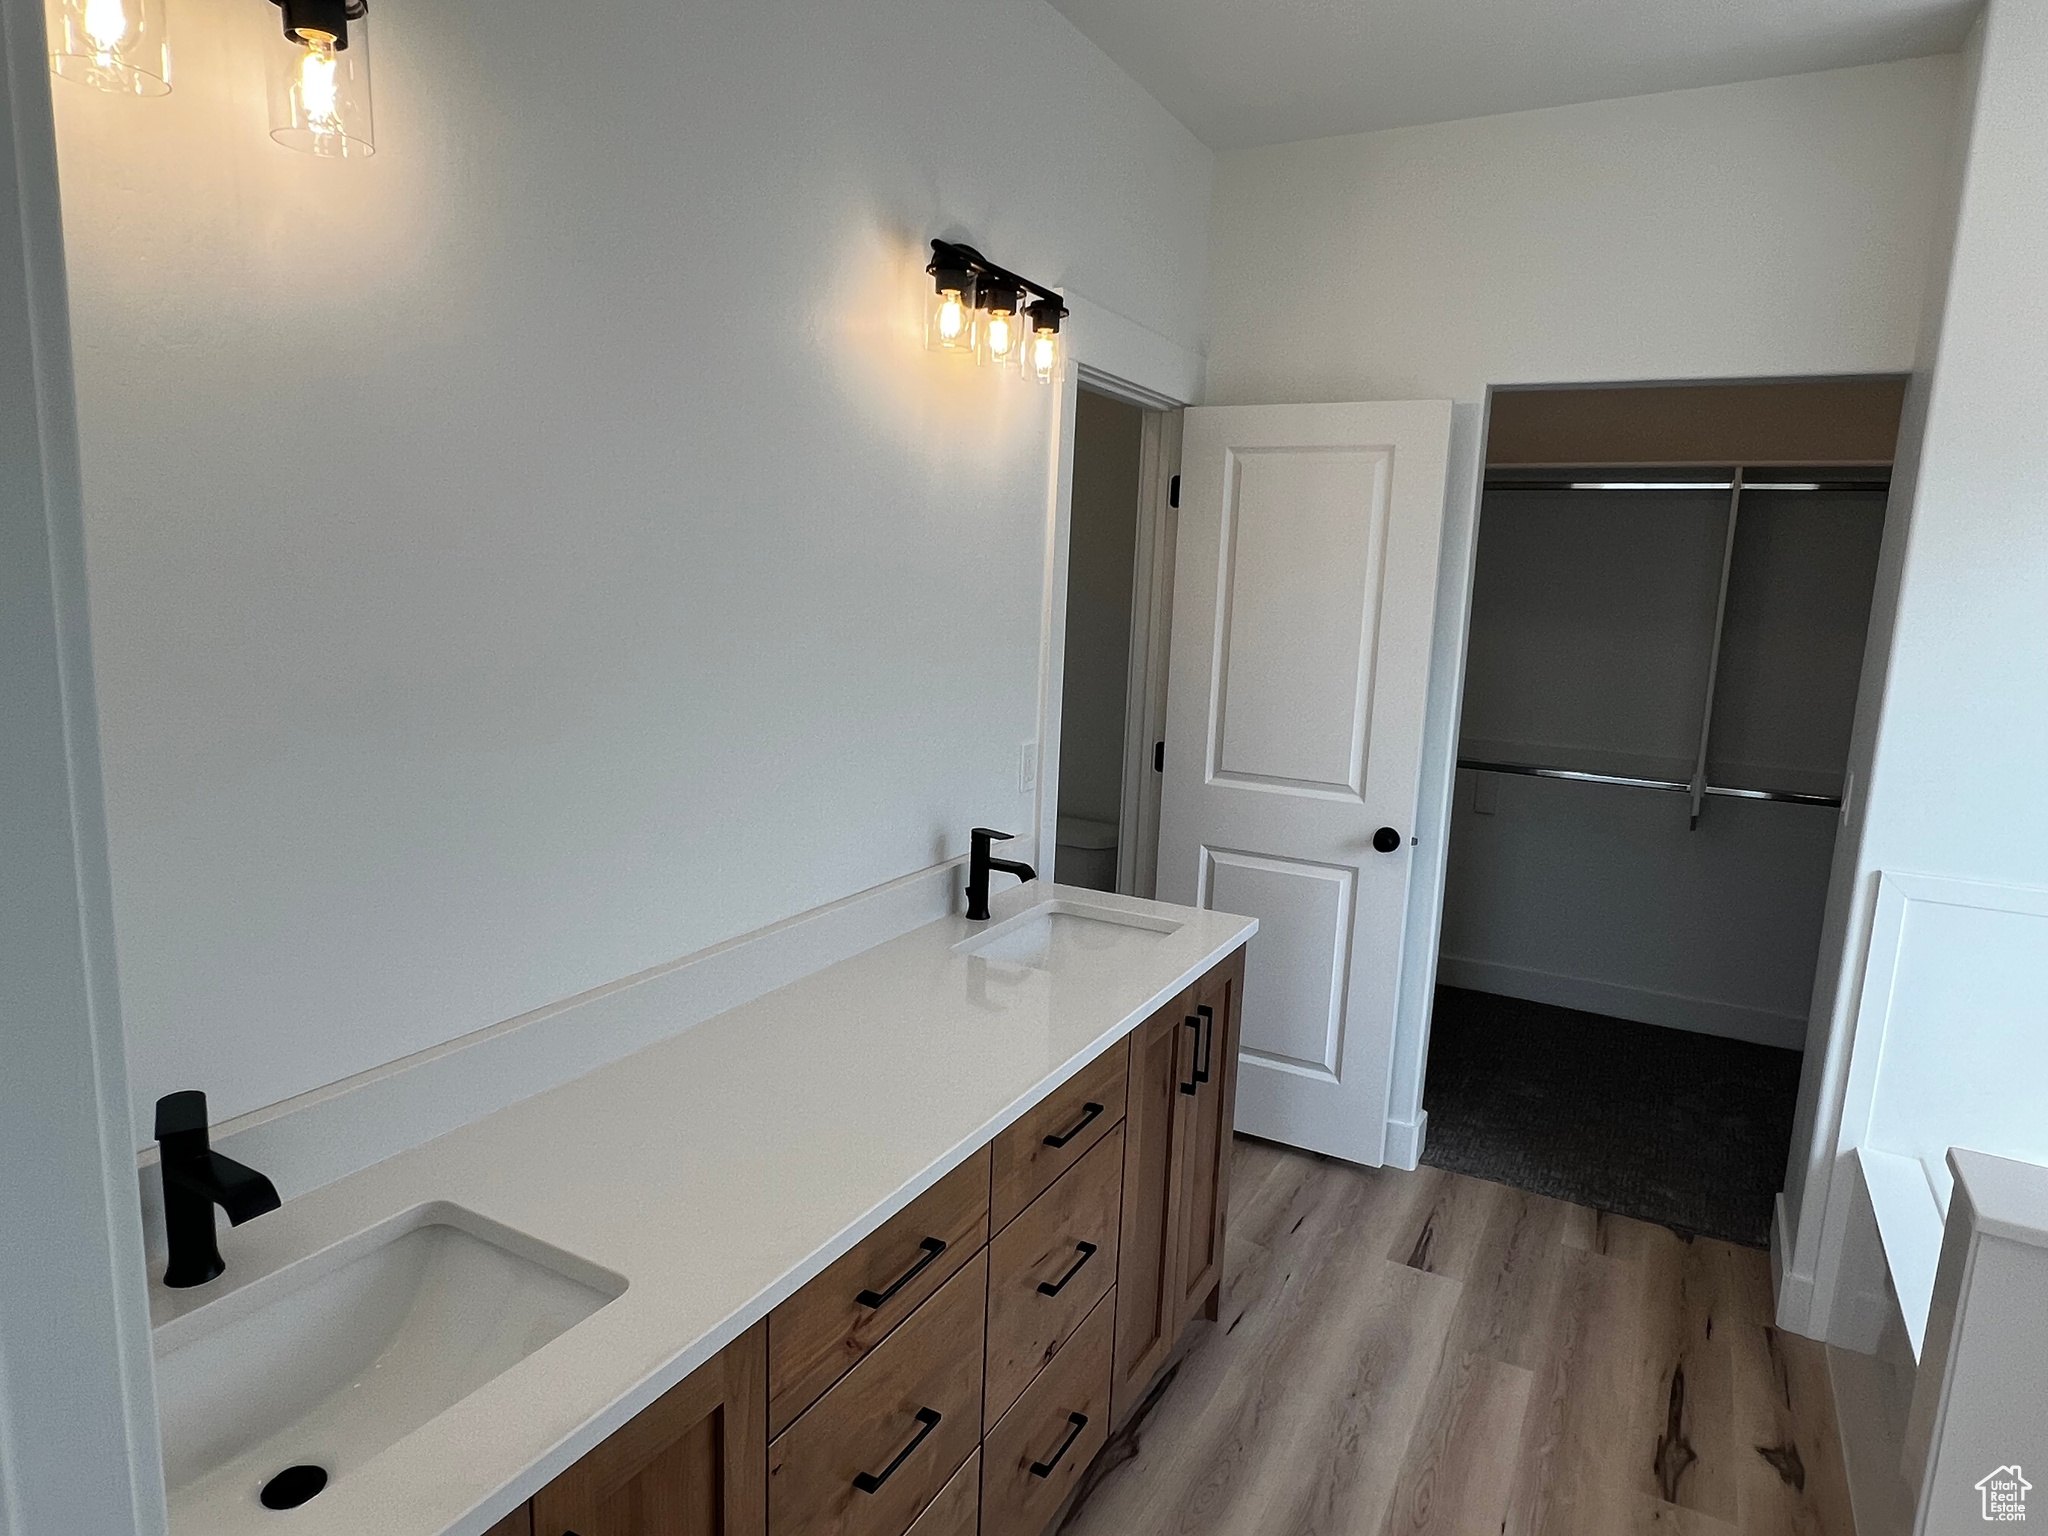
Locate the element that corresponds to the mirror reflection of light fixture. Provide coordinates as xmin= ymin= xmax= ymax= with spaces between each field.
xmin=267 ymin=0 xmax=373 ymax=158
xmin=50 ymin=0 xmax=172 ymax=96
xmin=925 ymin=240 xmax=1067 ymax=384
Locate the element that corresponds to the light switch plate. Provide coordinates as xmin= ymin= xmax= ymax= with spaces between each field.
xmin=1019 ymin=740 xmax=1037 ymax=795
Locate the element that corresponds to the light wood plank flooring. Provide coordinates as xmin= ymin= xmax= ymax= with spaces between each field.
xmin=1063 ymin=1138 xmax=1853 ymax=1536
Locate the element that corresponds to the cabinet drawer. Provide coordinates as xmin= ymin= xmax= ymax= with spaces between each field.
xmin=981 ymin=1289 xmax=1113 ymax=1536
xmin=770 ymin=1146 xmax=990 ymax=1437
xmin=769 ymin=1250 xmax=987 ymax=1536
xmin=984 ymin=1125 xmax=1123 ymax=1428
xmin=990 ymin=1041 xmax=1128 ymax=1231
xmin=903 ymin=1450 xmax=978 ymax=1536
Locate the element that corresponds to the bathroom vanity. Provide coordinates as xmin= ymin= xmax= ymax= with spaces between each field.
xmin=148 ymin=885 xmax=1254 ymax=1536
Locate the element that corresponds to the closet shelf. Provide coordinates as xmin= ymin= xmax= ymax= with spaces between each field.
xmin=1457 ymin=757 xmax=1842 ymax=809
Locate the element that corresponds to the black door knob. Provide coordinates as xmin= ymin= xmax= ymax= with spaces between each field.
xmin=1372 ymin=827 xmax=1402 ymax=854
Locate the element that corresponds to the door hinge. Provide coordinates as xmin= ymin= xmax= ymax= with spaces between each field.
xmin=1168 ymin=474 xmax=1180 ymax=508
xmin=1154 ymin=740 xmax=1165 ymax=773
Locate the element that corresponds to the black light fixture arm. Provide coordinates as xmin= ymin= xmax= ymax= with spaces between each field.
xmin=927 ymin=239 xmax=1068 ymax=322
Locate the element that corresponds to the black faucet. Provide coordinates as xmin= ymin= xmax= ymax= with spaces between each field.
xmin=965 ymin=827 xmax=1036 ymax=921
xmin=155 ymin=1090 xmax=281 ymax=1289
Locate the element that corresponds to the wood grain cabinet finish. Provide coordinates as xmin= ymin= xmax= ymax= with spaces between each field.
xmin=979 ymin=1292 xmax=1113 ymax=1536
xmin=901 ymin=1450 xmax=979 ymax=1536
xmin=1107 ymin=991 xmax=1191 ymax=1424
xmin=988 ymin=1041 xmax=1128 ymax=1231
xmin=516 ymin=945 xmax=1244 ymax=1536
xmin=983 ymin=1125 xmax=1124 ymax=1429
xmin=769 ymin=1146 xmax=991 ymax=1438
xmin=532 ymin=1322 xmax=766 ymax=1536
xmin=768 ymin=1251 xmax=987 ymax=1536
xmin=1171 ymin=948 xmax=1242 ymax=1331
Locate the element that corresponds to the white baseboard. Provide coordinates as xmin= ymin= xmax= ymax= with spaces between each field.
xmin=1775 ymin=1191 xmax=1819 ymax=1334
xmin=1383 ymin=1110 xmax=1427 ymax=1171
xmin=138 ymin=859 xmax=963 ymax=1259
xmin=1436 ymin=955 xmax=1807 ymax=1051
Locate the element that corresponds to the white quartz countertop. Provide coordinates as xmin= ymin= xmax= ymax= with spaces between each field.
xmin=150 ymin=882 xmax=1255 ymax=1536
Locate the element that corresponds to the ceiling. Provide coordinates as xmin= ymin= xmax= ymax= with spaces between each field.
xmin=1045 ymin=0 xmax=1978 ymax=150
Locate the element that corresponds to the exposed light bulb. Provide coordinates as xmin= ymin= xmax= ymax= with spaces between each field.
xmin=84 ymin=0 xmax=130 ymax=55
xmin=985 ymin=310 xmax=1015 ymax=361
xmin=268 ymin=8 xmax=373 ymax=159
xmin=937 ymin=291 xmax=967 ymax=343
xmin=1029 ymin=329 xmax=1059 ymax=384
xmin=51 ymin=0 xmax=170 ymax=95
xmin=296 ymin=33 xmax=340 ymax=130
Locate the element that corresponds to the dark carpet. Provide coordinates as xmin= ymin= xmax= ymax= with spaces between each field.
xmin=1419 ymin=987 xmax=1802 ymax=1248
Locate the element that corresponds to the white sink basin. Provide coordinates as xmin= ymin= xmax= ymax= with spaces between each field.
xmin=954 ymin=898 xmax=1184 ymax=970
xmin=153 ymin=1202 xmax=624 ymax=1535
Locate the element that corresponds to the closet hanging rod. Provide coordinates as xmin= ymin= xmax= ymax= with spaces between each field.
xmin=1457 ymin=757 xmax=1842 ymax=808
xmin=1483 ymin=478 xmax=1890 ymax=493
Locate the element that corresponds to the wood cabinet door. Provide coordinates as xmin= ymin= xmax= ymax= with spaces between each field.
xmin=533 ymin=1323 xmax=766 ymax=1536
xmin=1172 ymin=947 xmax=1244 ymax=1330
xmin=1107 ymin=992 xmax=1191 ymax=1425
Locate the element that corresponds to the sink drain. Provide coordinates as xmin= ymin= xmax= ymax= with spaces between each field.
xmin=259 ymin=1465 xmax=328 ymax=1510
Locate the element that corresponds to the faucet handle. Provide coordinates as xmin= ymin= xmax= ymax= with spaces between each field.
xmin=155 ymin=1089 xmax=210 ymax=1142
xmin=971 ymin=827 xmax=1015 ymax=846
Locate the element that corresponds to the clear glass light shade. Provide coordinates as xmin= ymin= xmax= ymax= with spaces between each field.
xmin=1026 ymin=326 xmax=1060 ymax=384
xmin=978 ymin=301 xmax=1021 ymax=371
xmin=49 ymin=0 xmax=171 ymax=96
xmin=269 ymin=22 xmax=373 ymax=158
xmin=926 ymin=284 xmax=976 ymax=354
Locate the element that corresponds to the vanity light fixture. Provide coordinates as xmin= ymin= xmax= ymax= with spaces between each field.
xmin=267 ymin=0 xmax=374 ymax=158
xmin=926 ymin=240 xmax=1068 ymax=384
xmin=50 ymin=0 xmax=172 ymax=96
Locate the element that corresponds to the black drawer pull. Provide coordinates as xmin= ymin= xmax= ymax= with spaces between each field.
xmin=853 ymin=1406 xmax=941 ymax=1493
xmin=1180 ymin=1014 xmax=1201 ymax=1095
xmin=1195 ymin=1003 xmax=1215 ymax=1085
xmin=1036 ymin=1241 xmax=1099 ymax=1296
xmin=855 ymin=1236 xmax=946 ymax=1309
xmin=1029 ymin=1412 xmax=1089 ymax=1478
xmin=1042 ymin=1101 xmax=1104 ymax=1148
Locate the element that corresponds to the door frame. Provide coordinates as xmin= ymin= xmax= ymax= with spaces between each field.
xmin=1030 ymin=299 xmax=1199 ymax=890
xmin=0 ymin=3 xmax=170 ymax=1530
xmin=1117 ymin=409 xmax=1181 ymax=899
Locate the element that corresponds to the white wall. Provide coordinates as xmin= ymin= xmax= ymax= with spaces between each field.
xmin=1202 ymin=55 xmax=1961 ymax=1162
xmin=1056 ymin=387 xmax=1141 ymax=835
xmin=1790 ymin=0 xmax=2048 ymax=1341
xmin=50 ymin=0 xmax=1212 ymax=1146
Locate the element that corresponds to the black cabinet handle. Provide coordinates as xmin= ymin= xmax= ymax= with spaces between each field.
xmin=1036 ymin=1241 xmax=1099 ymax=1296
xmin=1042 ymin=1101 xmax=1104 ymax=1148
xmin=1029 ymin=1412 xmax=1090 ymax=1478
xmin=855 ymin=1237 xmax=946 ymax=1309
xmin=1194 ymin=1004 xmax=1214 ymax=1085
xmin=853 ymin=1406 xmax=941 ymax=1493
xmin=1179 ymin=1015 xmax=1201 ymax=1095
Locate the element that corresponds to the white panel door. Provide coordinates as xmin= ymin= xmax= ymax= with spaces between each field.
xmin=1159 ymin=402 xmax=1452 ymax=1164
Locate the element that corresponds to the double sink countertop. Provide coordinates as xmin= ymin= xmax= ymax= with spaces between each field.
xmin=149 ymin=881 xmax=1256 ymax=1536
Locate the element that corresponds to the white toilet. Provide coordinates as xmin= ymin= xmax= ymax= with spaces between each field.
xmin=1054 ymin=815 xmax=1119 ymax=892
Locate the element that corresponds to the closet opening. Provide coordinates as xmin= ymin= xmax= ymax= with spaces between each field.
xmin=1053 ymin=385 xmax=1177 ymax=896
xmin=1424 ymin=378 xmax=1906 ymax=1247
